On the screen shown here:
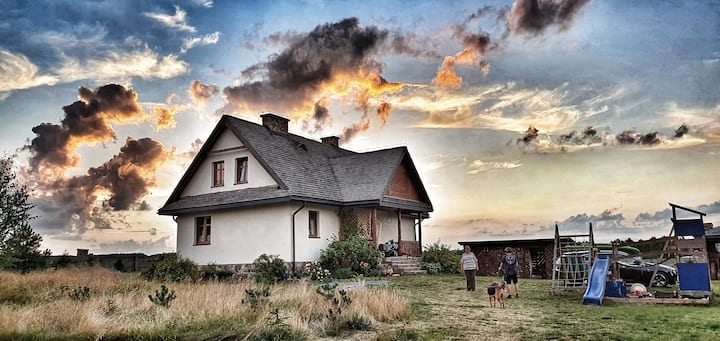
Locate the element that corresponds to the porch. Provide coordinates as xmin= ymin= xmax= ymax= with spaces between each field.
xmin=340 ymin=207 xmax=425 ymax=257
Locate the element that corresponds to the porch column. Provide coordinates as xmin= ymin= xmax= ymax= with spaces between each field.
xmin=371 ymin=208 xmax=377 ymax=245
xmin=397 ymin=209 xmax=402 ymax=241
xmin=418 ymin=216 xmax=422 ymax=250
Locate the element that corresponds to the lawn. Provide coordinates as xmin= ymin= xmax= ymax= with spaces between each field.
xmin=2 ymin=268 xmax=719 ymax=340
xmin=384 ymin=274 xmax=720 ymax=341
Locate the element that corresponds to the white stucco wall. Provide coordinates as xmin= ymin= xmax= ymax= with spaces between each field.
xmin=181 ymin=129 xmax=277 ymax=197
xmin=176 ymin=203 xmax=340 ymax=265
xmin=377 ymin=209 xmax=417 ymax=243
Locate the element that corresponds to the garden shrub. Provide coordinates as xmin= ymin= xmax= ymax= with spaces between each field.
xmin=422 ymin=262 xmax=441 ymax=275
xmin=141 ymin=253 xmax=199 ymax=282
xmin=318 ymin=234 xmax=382 ymax=278
xmin=422 ymin=243 xmax=460 ymax=274
xmin=253 ymin=254 xmax=287 ymax=285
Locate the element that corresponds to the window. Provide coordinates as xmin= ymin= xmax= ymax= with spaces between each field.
xmin=195 ymin=216 xmax=211 ymax=245
xmin=212 ymin=161 xmax=224 ymax=187
xmin=236 ymin=157 xmax=248 ymax=184
xmin=309 ymin=210 xmax=319 ymax=238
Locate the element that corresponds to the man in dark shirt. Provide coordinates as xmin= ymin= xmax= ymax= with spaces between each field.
xmin=498 ymin=247 xmax=519 ymax=298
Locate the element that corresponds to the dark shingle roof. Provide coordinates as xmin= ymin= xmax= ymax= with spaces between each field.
xmin=158 ymin=115 xmax=433 ymax=215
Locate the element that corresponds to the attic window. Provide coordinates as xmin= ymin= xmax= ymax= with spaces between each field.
xmin=236 ymin=157 xmax=248 ymax=184
xmin=212 ymin=161 xmax=224 ymax=187
xmin=195 ymin=216 xmax=211 ymax=245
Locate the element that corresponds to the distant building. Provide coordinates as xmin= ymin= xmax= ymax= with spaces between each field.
xmin=459 ymin=238 xmax=572 ymax=279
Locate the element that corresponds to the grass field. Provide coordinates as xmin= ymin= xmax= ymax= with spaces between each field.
xmin=2 ymin=268 xmax=720 ymax=340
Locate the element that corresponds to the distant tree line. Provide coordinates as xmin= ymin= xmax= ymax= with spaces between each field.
xmin=611 ymin=237 xmax=667 ymax=253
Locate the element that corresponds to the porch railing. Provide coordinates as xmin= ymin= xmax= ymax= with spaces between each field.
xmin=398 ymin=240 xmax=422 ymax=257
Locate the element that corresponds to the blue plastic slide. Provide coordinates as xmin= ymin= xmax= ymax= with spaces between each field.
xmin=582 ymin=257 xmax=611 ymax=305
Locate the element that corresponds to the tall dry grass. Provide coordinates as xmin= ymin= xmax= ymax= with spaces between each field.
xmin=0 ymin=267 xmax=409 ymax=339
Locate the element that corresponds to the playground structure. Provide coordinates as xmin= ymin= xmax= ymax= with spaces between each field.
xmin=550 ymin=222 xmax=595 ymax=293
xmin=551 ymin=203 xmax=713 ymax=305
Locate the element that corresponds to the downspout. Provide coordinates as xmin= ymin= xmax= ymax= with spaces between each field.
xmin=291 ymin=201 xmax=306 ymax=276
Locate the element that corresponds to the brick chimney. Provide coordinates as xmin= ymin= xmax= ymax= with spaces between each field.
xmin=321 ymin=136 xmax=340 ymax=147
xmin=260 ymin=113 xmax=289 ymax=133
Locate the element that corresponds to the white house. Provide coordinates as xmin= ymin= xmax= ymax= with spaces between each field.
xmin=158 ymin=113 xmax=433 ymax=272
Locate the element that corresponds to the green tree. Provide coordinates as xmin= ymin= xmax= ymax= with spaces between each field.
xmin=0 ymin=157 xmax=44 ymax=271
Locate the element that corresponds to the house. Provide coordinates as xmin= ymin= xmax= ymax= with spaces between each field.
xmin=459 ymin=238 xmax=572 ymax=279
xmin=158 ymin=113 xmax=433 ymax=272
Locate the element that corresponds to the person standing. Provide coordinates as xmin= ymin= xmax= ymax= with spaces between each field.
xmin=498 ymin=247 xmax=519 ymax=298
xmin=460 ymin=245 xmax=479 ymax=291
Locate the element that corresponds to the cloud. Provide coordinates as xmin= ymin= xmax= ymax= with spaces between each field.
xmin=377 ymin=102 xmax=392 ymax=127
xmin=33 ymin=137 xmax=171 ymax=234
xmin=187 ymin=80 xmax=219 ymax=107
xmin=0 ymin=46 xmax=189 ymax=97
xmin=144 ymin=5 xmax=196 ymax=33
xmin=0 ymin=50 xmax=59 ymax=92
xmin=430 ymin=0 xmax=591 ymax=90
xmin=410 ymin=82 xmax=608 ymax=133
xmin=467 ymin=159 xmax=522 ymax=174
xmin=507 ymin=0 xmax=592 ymax=36
xmin=221 ymin=18 xmax=406 ymax=141
xmin=55 ymin=48 xmax=189 ymax=82
xmin=191 ymin=0 xmax=213 ymax=8
xmin=340 ymin=112 xmax=371 ymax=142
xmin=432 ymin=33 xmax=492 ymax=89
xmin=302 ymin=98 xmax=333 ymax=134
xmin=95 ymin=236 xmax=171 ymax=254
xmin=181 ymin=31 xmax=220 ymax=53
xmin=25 ymin=84 xmax=145 ymax=171
xmin=24 ymin=84 xmax=172 ymax=234
xmin=515 ymin=123 xmax=707 ymax=153
xmin=222 ymin=18 xmax=389 ymax=114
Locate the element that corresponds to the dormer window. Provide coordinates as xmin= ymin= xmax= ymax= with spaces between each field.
xmin=236 ymin=157 xmax=248 ymax=184
xmin=212 ymin=161 xmax=224 ymax=187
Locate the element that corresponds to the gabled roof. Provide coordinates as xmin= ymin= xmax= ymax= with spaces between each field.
xmin=158 ymin=115 xmax=433 ymax=215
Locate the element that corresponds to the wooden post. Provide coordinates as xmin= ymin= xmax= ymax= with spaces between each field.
xmin=371 ymin=208 xmax=377 ymax=245
xmin=611 ymin=242 xmax=619 ymax=280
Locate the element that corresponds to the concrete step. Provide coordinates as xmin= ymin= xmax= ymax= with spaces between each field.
xmin=400 ymin=269 xmax=428 ymax=275
xmin=384 ymin=256 xmax=422 ymax=264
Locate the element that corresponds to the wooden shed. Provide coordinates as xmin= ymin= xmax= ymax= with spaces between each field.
xmin=459 ymin=238 xmax=572 ymax=279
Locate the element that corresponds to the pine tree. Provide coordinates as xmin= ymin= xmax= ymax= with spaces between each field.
xmin=0 ymin=157 xmax=44 ymax=271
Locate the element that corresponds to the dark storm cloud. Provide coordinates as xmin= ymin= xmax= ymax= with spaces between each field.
xmin=673 ymin=124 xmax=689 ymax=139
xmin=302 ymin=99 xmax=333 ymax=134
xmin=517 ymin=126 xmax=539 ymax=145
xmin=507 ymin=0 xmax=592 ymax=36
xmin=615 ymin=130 xmax=661 ymax=146
xmin=25 ymin=84 xmax=143 ymax=170
xmin=557 ymin=126 xmax=603 ymax=145
xmin=34 ymin=137 xmax=168 ymax=233
xmin=222 ymin=17 xmax=388 ymax=114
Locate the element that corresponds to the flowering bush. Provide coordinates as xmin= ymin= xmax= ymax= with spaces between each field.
xmin=319 ymin=234 xmax=382 ymax=278
xmin=303 ymin=262 xmax=331 ymax=281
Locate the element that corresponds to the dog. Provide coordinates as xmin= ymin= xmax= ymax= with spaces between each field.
xmin=487 ymin=281 xmax=505 ymax=308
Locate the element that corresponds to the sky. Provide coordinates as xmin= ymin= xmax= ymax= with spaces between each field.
xmin=1 ymin=0 xmax=719 ymax=255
